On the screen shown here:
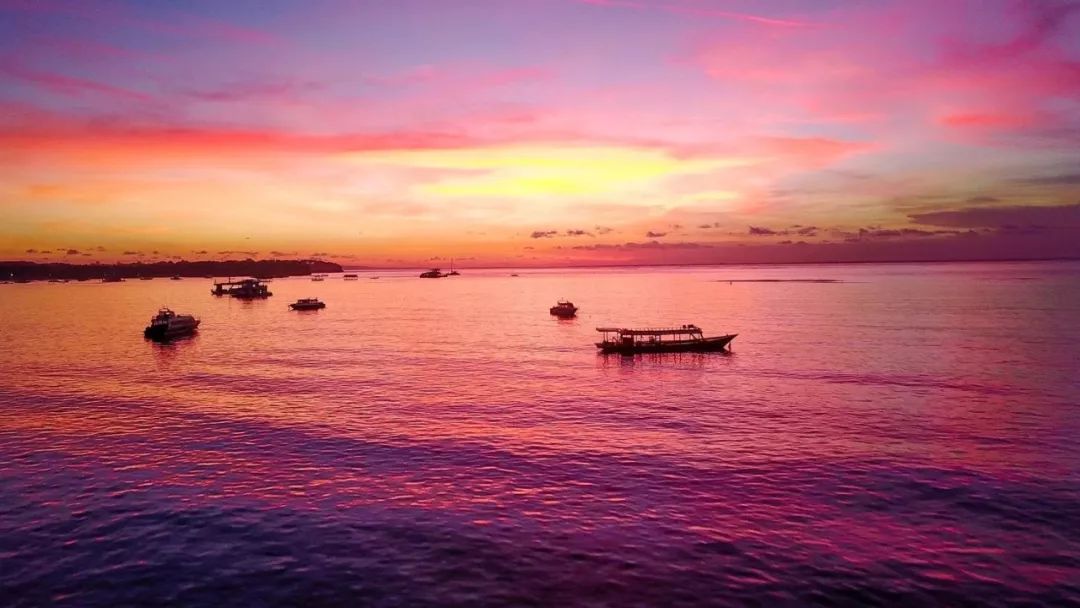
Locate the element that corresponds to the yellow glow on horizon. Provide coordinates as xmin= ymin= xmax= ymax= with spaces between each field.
xmin=344 ymin=145 xmax=758 ymax=199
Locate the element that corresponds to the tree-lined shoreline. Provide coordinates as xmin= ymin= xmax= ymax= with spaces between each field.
xmin=0 ymin=259 xmax=344 ymax=282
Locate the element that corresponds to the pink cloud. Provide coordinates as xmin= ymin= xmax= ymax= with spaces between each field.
xmin=938 ymin=112 xmax=1037 ymax=130
xmin=688 ymin=0 xmax=1080 ymax=141
xmin=363 ymin=64 xmax=552 ymax=90
xmin=0 ymin=61 xmax=153 ymax=103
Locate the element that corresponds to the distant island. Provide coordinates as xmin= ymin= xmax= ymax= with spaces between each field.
xmin=0 ymin=259 xmax=343 ymax=282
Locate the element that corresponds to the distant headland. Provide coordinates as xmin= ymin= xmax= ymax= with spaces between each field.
xmin=0 ymin=259 xmax=344 ymax=282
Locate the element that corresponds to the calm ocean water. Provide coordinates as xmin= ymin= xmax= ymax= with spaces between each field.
xmin=1 ymin=261 xmax=1079 ymax=606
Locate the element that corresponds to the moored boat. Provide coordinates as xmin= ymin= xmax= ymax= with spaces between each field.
xmin=289 ymin=297 xmax=326 ymax=310
xmin=549 ymin=300 xmax=578 ymax=318
xmin=419 ymin=268 xmax=445 ymax=278
xmin=170 ymin=276 xmax=182 ymax=281
xmin=596 ymin=325 xmax=736 ymax=354
xmin=212 ymin=278 xmax=272 ymax=298
xmin=343 ymin=274 xmax=359 ymax=280
xmin=144 ymin=307 xmax=200 ymax=341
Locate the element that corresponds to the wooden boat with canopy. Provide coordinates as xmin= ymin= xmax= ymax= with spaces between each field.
xmin=595 ymin=324 xmax=736 ymax=354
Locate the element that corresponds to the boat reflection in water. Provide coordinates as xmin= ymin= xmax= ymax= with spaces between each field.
xmin=596 ymin=324 xmax=736 ymax=355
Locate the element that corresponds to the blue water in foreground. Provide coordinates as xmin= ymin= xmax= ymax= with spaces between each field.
xmin=1 ymin=261 xmax=1079 ymax=606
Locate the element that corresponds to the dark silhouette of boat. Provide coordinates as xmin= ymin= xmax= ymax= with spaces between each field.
xmin=550 ymin=300 xmax=578 ymax=318
xmin=211 ymin=278 xmax=272 ymax=298
xmin=289 ymin=297 xmax=325 ymax=310
xmin=101 ymin=276 xmax=124 ymax=283
xmin=170 ymin=276 xmax=182 ymax=280
xmin=419 ymin=268 xmax=445 ymax=278
xmin=144 ymin=307 xmax=200 ymax=341
xmin=447 ymin=259 xmax=460 ymax=276
xmin=596 ymin=325 xmax=736 ymax=354
xmin=343 ymin=274 xmax=359 ymax=280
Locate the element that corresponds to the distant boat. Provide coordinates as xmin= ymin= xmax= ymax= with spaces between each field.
xmin=289 ymin=297 xmax=325 ymax=310
xmin=212 ymin=278 xmax=272 ymax=298
xmin=595 ymin=325 xmax=736 ymax=355
xmin=510 ymin=273 xmax=519 ymax=277
xmin=419 ymin=268 xmax=445 ymax=278
xmin=311 ymin=274 xmax=326 ymax=282
xmin=343 ymin=274 xmax=359 ymax=280
xmin=102 ymin=276 xmax=124 ymax=283
xmin=170 ymin=276 xmax=182 ymax=281
xmin=144 ymin=307 xmax=200 ymax=341
xmin=139 ymin=276 xmax=153 ymax=281
xmin=447 ymin=259 xmax=460 ymax=276
xmin=549 ymin=300 xmax=578 ymax=318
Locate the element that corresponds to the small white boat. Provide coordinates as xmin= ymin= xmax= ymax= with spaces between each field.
xmin=144 ymin=307 xmax=200 ymax=341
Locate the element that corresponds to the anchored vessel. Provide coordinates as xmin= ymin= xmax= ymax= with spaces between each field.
xmin=343 ymin=274 xmax=359 ymax=280
xmin=289 ymin=298 xmax=326 ymax=310
xmin=211 ymin=278 xmax=272 ymax=299
xmin=549 ymin=300 xmax=578 ymax=318
xmin=144 ymin=307 xmax=200 ymax=341
xmin=596 ymin=325 xmax=736 ymax=354
xmin=419 ymin=268 xmax=445 ymax=278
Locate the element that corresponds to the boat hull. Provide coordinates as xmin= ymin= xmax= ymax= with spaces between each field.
xmin=144 ymin=320 xmax=200 ymax=341
xmin=289 ymin=303 xmax=325 ymax=310
xmin=596 ymin=334 xmax=736 ymax=355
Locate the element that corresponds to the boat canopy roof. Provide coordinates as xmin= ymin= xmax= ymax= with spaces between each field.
xmin=596 ymin=325 xmax=702 ymax=336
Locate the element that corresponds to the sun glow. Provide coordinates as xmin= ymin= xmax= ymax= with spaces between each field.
xmin=344 ymin=145 xmax=758 ymax=200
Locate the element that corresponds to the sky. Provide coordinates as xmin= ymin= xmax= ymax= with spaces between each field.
xmin=1 ymin=0 xmax=1078 ymax=267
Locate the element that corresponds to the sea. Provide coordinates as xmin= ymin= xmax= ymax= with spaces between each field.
xmin=1 ymin=261 xmax=1078 ymax=607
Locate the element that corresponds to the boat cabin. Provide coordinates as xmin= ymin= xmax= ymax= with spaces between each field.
xmin=594 ymin=324 xmax=735 ymax=354
xmin=597 ymin=325 xmax=704 ymax=346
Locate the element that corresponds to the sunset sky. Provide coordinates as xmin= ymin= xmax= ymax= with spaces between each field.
xmin=2 ymin=0 xmax=1078 ymax=267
